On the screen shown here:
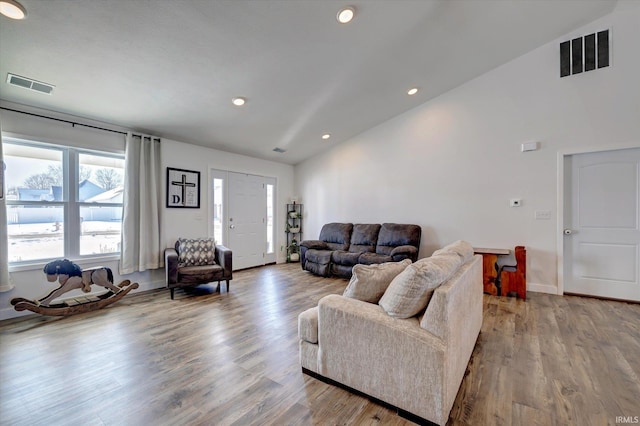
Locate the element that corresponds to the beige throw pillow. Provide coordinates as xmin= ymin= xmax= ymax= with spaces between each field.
xmin=432 ymin=240 xmax=474 ymax=262
xmin=343 ymin=259 xmax=411 ymax=303
xmin=379 ymin=253 xmax=462 ymax=318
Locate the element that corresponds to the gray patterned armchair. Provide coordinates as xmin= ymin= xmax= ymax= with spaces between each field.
xmin=165 ymin=238 xmax=233 ymax=299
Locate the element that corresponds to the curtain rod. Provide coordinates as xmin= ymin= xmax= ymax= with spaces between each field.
xmin=1 ymin=106 xmax=128 ymax=136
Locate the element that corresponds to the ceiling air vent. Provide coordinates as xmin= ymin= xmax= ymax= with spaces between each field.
xmin=6 ymin=73 xmax=55 ymax=95
xmin=273 ymin=147 xmax=286 ymax=153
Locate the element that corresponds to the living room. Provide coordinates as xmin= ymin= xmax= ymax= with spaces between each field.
xmin=1 ymin=1 xmax=639 ymax=425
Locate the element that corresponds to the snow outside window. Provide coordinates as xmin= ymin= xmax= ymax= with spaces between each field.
xmin=3 ymin=138 xmax=124 ymax=264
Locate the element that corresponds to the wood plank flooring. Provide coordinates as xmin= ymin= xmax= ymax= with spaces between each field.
xmin=1 ymin=263 xmax=638 ymax=425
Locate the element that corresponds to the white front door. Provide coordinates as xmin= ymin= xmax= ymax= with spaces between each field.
xmin=228 ymin=172 xmax=266 ymax=270
xmin=564 ymin=148 xmax=640 ymax=301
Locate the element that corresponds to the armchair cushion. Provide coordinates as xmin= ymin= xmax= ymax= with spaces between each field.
xmin=178 ymin=264 xmax=224 ymax=285
xmin=177 ymin=237 xmax=217 ymax=266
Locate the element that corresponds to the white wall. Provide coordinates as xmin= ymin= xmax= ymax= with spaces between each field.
xmin=295 ymin=3 xmax=640 ymax=294
xmin=0 ymin=106 xmax=294 ymax=319
xmin=161 ymin=138 xmax=294 ymax=256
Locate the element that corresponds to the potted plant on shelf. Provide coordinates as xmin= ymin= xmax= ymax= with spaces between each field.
xmin=289 ymin=239 xmax=300 ymax=261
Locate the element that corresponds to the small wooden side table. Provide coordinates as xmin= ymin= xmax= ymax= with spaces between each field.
xmin=473 ymin=247 xmax=527 ymax=300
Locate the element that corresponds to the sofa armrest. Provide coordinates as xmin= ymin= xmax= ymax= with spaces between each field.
xmin=317 ymin=294 xmax=446 ymax=423
xmin=390 ymin=244 xmax=418 ymax=261
xmin=215 ymin=245 xmax=233 ymax=277
xmin=165 ymin=248 xmax=179 ymax=285
xmin=298 ymin=306 xmax=319 ymax=343
xmin=300 ymin=240 xmax=329 ymax=250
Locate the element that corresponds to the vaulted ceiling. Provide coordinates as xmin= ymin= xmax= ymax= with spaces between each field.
xmin=0 ymin=0 xmax=616 ymax=164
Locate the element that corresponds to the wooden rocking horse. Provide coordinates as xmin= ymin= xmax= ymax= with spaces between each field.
xmin=11 ymin=259 xmax=138 ymax=316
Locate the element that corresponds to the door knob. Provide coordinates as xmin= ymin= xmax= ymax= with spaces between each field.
xmin=563 ymin=229 xmax=573 ymax=235
xmin=230 ymin=224 xmax=236 ymax=229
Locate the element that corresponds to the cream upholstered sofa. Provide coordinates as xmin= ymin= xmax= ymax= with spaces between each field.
xmin=298 ymin=241 xmax=482 ymax=425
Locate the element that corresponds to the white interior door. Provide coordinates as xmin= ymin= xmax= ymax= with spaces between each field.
xmin=564 ymin=148 xmax=640 ymax=301
xmin=228 ymin=172 xmax=266 ymax=270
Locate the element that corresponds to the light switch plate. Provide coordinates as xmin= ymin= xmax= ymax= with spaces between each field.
xmin=535 ymin=210 xmax=552 ymax=220
xmin=510 ymin=199 xmax=522 ymax=207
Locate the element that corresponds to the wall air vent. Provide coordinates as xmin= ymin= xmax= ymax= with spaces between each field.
xmin=273 ymin=147 xmax=286 ymax=153
xmin=560 ymin=29 xmax=609 ymax=78
xmin=6 ymin=73 xmax=55 ymax=94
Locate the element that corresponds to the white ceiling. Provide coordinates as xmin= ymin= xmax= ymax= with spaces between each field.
xmin=0 ymin=0 xmax=616 ymax=164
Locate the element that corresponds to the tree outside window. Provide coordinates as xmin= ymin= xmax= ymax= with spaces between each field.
xmin=3 ymin=138 xmax=124 ymax=264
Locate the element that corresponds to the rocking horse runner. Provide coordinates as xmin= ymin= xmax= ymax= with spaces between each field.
xmin=11 ymin=259 xmax=138 ymax=316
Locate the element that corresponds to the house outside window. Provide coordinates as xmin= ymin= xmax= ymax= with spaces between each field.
xmin=3 ymin=138 xmax=124 ymax=264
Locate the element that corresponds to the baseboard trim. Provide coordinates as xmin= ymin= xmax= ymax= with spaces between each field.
xmin=301 ymin=367 xmax=438 ymax=426
xmin=0 ymin=278 xmax=165 ymax=321
xmin=0 ymin=307 xmax=32 ymax=321
xmin=528 ymin=282 xmax=560 ymax=295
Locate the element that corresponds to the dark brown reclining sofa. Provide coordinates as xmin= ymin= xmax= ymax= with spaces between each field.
xmin=300 ymin=223 xmax=421 ymax=278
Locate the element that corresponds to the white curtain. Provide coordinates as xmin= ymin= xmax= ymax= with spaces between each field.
xmin=120 ymin=132 xmax=164 ymax=274
xmin=0 ymin=126 xmax=14 ymax=292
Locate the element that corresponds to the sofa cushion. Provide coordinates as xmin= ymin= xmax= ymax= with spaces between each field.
xmin=299 ymin=240 xmax=328 ymax=250
xmin=318 ymin=223 xmax=353 ymax=251
xmin=304 ymin=249 xmax=333 ymax=277
xmin=331 ymin=263 xmax=355 ymax=279
xmin=331 ymin=250 xmax=362 ymax=266
xmin=376 ymin=223 xmax=421 ymax=256
xmin=343 ymin=259 xmax=412 ymax=303
xmin=298 ymin=306 xmax=319 ymax=343
xmin=358 ymin=252 xmax=393 ymax=265
xmin=305 ymin=249 xmax=332 ymax=265
xmin=432 ymin=240 xmax=474 ymax=262
xmin=379 ymin=253 xmax=462 ymax=318
xmin=176 ymin=238 xmax=217 ymax=266
xmin=348 ymin=224 xmax=380 ymax=253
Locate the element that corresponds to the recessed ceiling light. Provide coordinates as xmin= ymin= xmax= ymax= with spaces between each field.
xmin=0 ymin=0 xmax=27 ymax=20
xmin=337 ymin=6 xmax=355 ymax=24
xmin=321 ymin=133 xmax=331 ymax=140
xmin=407 ymin=87 xmax=419 ymax=95
xmin=232 ymin=97 xmax=246 ymax=106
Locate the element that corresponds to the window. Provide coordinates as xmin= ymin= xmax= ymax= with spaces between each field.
xmin=266 ymin=183 xmax=274 ymax=254
xmin=212 ymin=177 xmax=224 ymax=245
xmin=4 ymin=138 xmax=124 ymax=264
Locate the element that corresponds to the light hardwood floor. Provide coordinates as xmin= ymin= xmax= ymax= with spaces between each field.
xmin=1 ymin=263 xmax=639 ymax=425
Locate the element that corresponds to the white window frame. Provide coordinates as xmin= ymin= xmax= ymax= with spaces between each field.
xmin=4 ymin=138 xmax=124 ymax=267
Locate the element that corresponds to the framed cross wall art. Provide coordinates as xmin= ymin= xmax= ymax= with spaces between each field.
xmin=166 ymin=167 xmax=200 ymax=208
